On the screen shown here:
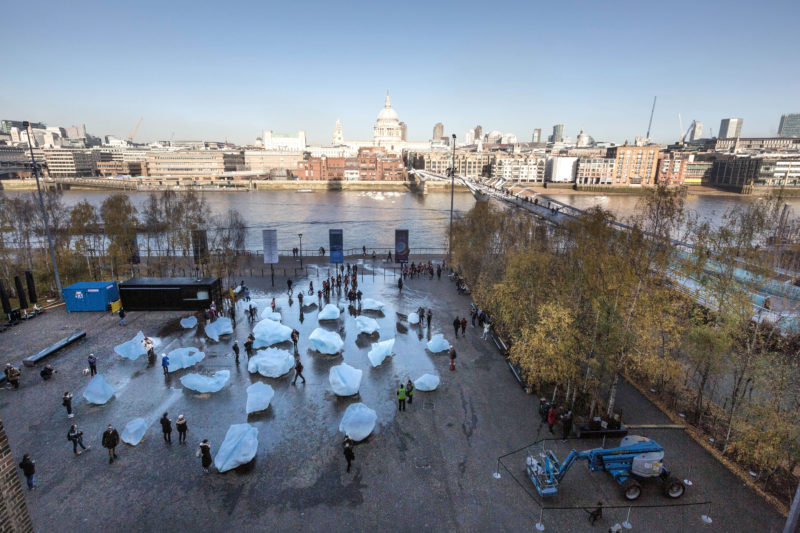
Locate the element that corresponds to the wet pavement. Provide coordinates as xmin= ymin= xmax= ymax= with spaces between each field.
xmin=0 ymin=258 xmax=786 ymax=532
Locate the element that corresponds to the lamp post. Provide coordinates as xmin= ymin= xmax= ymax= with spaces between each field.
xmin=448 ymin=133 xmax=456 ymax=261
xmin=298 ymin=233 xmax=303 ymax=267
xmin=24 ymin=121 xmax=62 ymax=297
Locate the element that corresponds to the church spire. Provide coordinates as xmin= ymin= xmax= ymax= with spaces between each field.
xmin=385 ymin=90 xmax=391 ymax=108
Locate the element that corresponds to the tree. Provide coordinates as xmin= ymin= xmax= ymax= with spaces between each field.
xmin=100 ymin=194 xmax=138 ymax=278
xmin=69 ymin=200 xmax=101 ymax=279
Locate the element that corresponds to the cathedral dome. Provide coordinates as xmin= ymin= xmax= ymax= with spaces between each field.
xmin=377 ymin=91 xmax=399 ymax=122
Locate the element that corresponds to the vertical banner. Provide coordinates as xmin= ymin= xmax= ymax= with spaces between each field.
xmin=262 ymin=229 xmax=279 ymax=264
xmin=191 ymin=230 xmax=208 ymax=263
xmin=395 ymin=229 xmax=409 ymax=263
xmin=329 ymin=229 xmax=343 ymax=264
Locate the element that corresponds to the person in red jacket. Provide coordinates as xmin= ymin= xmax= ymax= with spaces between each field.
xmin=547 ymin=405 xmax=559 ymax=435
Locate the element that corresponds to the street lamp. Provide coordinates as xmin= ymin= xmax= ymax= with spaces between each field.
xmin=24 ymin=121 xmax=62 ymax=297
xmin=298 ymin=233 xmax=303 ymax=267
xmin=448 ymin=133 xmax=456 ymax=261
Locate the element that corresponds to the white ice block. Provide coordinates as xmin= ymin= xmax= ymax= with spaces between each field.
xmin=180 ymin=370 xmax=230 ymax=393
xmin=408 ymin=312 xmax=420 ymax=324
xmin=252 ymin=318 xmax=293 ymax=347
xmin=329 ymin=363 xmax=363 ymax=396
xmin=414 ymin=373 xmax=440 ymax=391
xmin=180 ymin=316 xmax=198 ymax=329
xmin=361 ymin=298 xmax=385 ymax=311
xmin=367 ymin=338 xmax=395 ymax=367
xmin=121 ymin=417 xmax=147 ymax=445
xmin=114 ymin=331 xmax=161 ymax=360
xmin=247 ymin=348 xmax=294 ymax=378
xmin=214 ymin=423 xmax=259 ymax=472
xmin=309 ymin=328 xmax=344 ymax=354
xmin=205 ymin=317 xmax=233 ymax=342
xmin=246 ymin=382 xmax=275 ymax=414
xmin=82 ymin=374 xmax=114 ymax=404
xmin=166 ymin=347 xmax=205 ymax=372
xmin=338 ymin=403 xmax=377 ymax=442
xmin=427 ymin=334 xmax=449 ymax=353
xmin=355 ymin=316 xmax=380 ymax=334
xmin=318 ymin=304 xmax=341 ymax=320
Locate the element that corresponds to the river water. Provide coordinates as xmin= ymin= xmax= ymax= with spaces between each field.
xmin=6 ymin=189 xmax=799 ymax=251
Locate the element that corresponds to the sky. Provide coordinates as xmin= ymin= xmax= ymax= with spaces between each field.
xmin=1 ymin=0 xmax=799 ymax=146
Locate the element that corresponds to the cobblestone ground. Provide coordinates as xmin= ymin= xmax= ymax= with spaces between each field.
xmin=0 ymin=257 xmax=785 ymax=532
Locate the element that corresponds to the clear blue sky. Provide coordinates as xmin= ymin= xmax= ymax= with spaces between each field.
xmin=1 ymin=0 xmax=798 ymax=145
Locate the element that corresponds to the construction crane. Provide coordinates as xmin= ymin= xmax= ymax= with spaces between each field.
xmin=129 ymin=117 xmax=143 ymax=143
xmin=645 ymin=96 xmax=657 ymax=142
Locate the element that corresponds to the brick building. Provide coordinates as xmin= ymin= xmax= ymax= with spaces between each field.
xmin=96 ymin=161 xmax=147 ymax=177
xmin=606 ymin=145 xmax=659 ymax=186
xmin=296 ymin=147 xmax=405 ymax=181
xmin=656 ymin=152 xmax=713 ymax=186
xmin=0 ymin=418 xmax=34 ymax=532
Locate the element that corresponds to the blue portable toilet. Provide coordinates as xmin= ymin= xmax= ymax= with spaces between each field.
xmin=63 ymin=281 xmax=120 ymax=312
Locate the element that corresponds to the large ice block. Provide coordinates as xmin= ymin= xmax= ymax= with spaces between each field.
xmin=338 ymin=403 xmax=377 ymax=442
xmin=414 ymin=373 xmax=440 ymax=391
xmin=180 ymin=316 xmax=198 ymax=329
xmin=214 ymin=423 xmax=259 ymax=472
xmin=205 ymin=317 xmax=234 ymax=342
xmin=121 ymin=417 xmax=148 ymax=445
xmin=247 ymin=348 xmax=294 ymax=378
xmin=262 ymin=311 xmax=282 ymax=322
xmin=82 ymin=374 xmax=114 ymax=404
xmin=252 ymin=318 xmax=293 ymax=347
xmin=408 ymin=312 xmax=420 ymax=324
xmin=427 ymin=334 xmax=450 ymax=353
xmin=355 ymin=315 xmax=380 ymax=334
xmin=246 ymin=382 xmax=275 ymax=414
xmin=329 ymin=363 xmax=363 ymax=396
xmin=367 ymin=338 xmax=395 ymax=367
xmin=361 ymin=298 xmax=385 ymax=311
xmin=180 ymin=370 xmax=230 ymax=393
xmin=114 ymin=331 xmax=161 ymax=360
xmin=309 ymin=328 xmax=344 ymax=354
xmin=318 ymin=304 xmax=341 ymax=320
xmin=166 ymin=347 xmax=205 ymax=372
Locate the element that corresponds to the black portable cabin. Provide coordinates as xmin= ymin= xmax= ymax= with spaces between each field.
xmin=119 ymin=277 xmax=222 ymax=311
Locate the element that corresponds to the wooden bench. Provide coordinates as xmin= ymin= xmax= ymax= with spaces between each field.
xmin=23 ymin=330 xmax=86 ymax=367
xmin=574 ymin=423 xmax=629 ymax=439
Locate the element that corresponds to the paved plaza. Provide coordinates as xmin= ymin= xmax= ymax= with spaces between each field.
xmin=0 ymin=258 xmax=786 ymax=532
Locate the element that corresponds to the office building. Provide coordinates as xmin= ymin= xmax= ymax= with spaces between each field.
xmin=0 ymin=120 xmax=45 ymax=134
xmin=95 ymin=161 xmax=146 ymax=177
xmin=714 ymin=137 xmax=800 ymax=152
xmin=0 ymin=146 xmax=33 ymax=179
xmin=575 ymin=157 xmax=616 ymax=185
xmin=262 ymin=130 xmax=306 ymax=151
xmin=532 ymin=129 xmax=542 ymax=143
xmin=433 ymin=122 xmax=444 ymax=140
xmin=422 ymin=151 xmax=494 ymax=178
xmin=551 ymin=124 xmax=565 ymax=143
xmin=245 ymin=150 xmax=304 ymax=173
xmin=606 ymin=145 xmax=659 ymax=185
xmin=710 ymin=154 xmax=800 ymax=191
xmin=656 ymin=152 xmax=712 ymax=186
xmin=545 ymin=156 xmax=578 ymax=182
xmin=687 ymin=121 xmax=703 ymax=141
xmin=492 ymin=154 xmax=545 ymax=182
xmin=43 ymin=149 xmax=97 ymax=177
xmin=146 ymin=151 xmax=245 ymax=177
xmin=778 ymin=114 xmax=800 ymax=138
xmin=719 ymin=118 xmax=743 ymax=139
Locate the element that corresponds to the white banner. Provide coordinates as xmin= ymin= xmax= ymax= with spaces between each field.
xmin=262 ymin=230 xmax=278 ymax=264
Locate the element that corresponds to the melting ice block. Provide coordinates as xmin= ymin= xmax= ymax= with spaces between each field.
xmin=166 ymin=347 xmax=205 ymax=372
xmin=414 ymin=373 xmax=440 ymax=391
xmin=355 ymin=316 xmax=380 ymax=334
xmin=368 ymin=338 xmax=395 ymax=367
xmin=114 ymin=331 xmax=161 ymax=360
xmin=309 ymin=328 xmax=344 ymax=354
xmin=180 ymin=370 xmax=230 ymax=393
xmin=318 ymin=304 xmax=341 ymax=320
xmin=180 ymin=316 xmax=198 ymax=329
xmin=361 ymin=298 xmax=385 ymax=311
xmin=246 ymin=382 xmax=275 ymax=414
xmin=427 ymin=334 xmax=450 ymax=353
xmin=121 ymin=417 xmax=147 ymax=445
xmin=262 ymin=311 xmax=282 ymax=322
xmin=205 ymin=317 xmax=234 ymax=342
xmin=338 ymin=403 xmax=377 ymax=442
xmin=83 ymin=374 xmax=114 ymax=404
xmin=329 ymin=363 xmax=363 ymax=396
xmin=247 ymin=348 xmax=294 ymax=378
xmin=253 ymin=318 xmax=293 ymax=347
xmin=214 ymin=423 xmax=259 ymax=472
xmin=408 ymin=312 xmax=420 ymax=324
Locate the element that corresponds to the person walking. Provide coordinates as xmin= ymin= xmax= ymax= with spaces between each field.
xmin=397 ymin=383 xmax=406 ymax=411
xmin=18 ymin=454 xmax=35 ymax=490
xmin=449 ymin=345 xmax=457 ymax=371
xmin=292 ymin=357 xmax=305 ymax=385
xmin=198 ymin=439 xmax=212 ymax=473
xmin=547 ymin=405 xmax=558 ymax=435
xmin=398 ymin=277 xmax=403 ymax=291
xmin=426 ymin=309 xmax=432 ymax=329
xmin=232 ymin=341 xmax=240 ymax=364
xmin=436 ymin=265 xmax=442 ymax=279
xmin=118 ymin=307 xmax=126 ymax=326
xmin=161 ymin=353 xmax=170 ymax=376
xmin=406 ymin=379 xmax=414 ymax=405
xmin=176 ymin=415 xmax=188 ymax=444
xmin=453 ymin=317 xmax=460 ymax=338
xmin=160 ymin=412 xmax=172 ymax=444
xmin=62 ymin=391 xmax=74 ymax=418
xmin=244 ymin=334 xmax=254 ymax=358
xmin=68 ymin=424 xmax=88 ymax=455
xmin=482 ymin=322 xmax=490 ymax=340
xmin=87 ymin=354 xmax=98 ymax=376
xmin=291 ymin=329 xmax=300 ymax=352
xmin=102 ymin=424 xmax=120 ymax=464
xmin=561 ymin=408 xmax=573 ymax=442
xmin=471 ymin=308 xmax=477 ymax=327
xmin=460 ymin=317 xmax=467 ymax=336
xmin=344 ymin=439 xmax=355 ymax=473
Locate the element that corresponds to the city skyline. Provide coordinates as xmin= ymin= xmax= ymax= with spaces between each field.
xmin=1 ymin=0 xmax=798 ymax=145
